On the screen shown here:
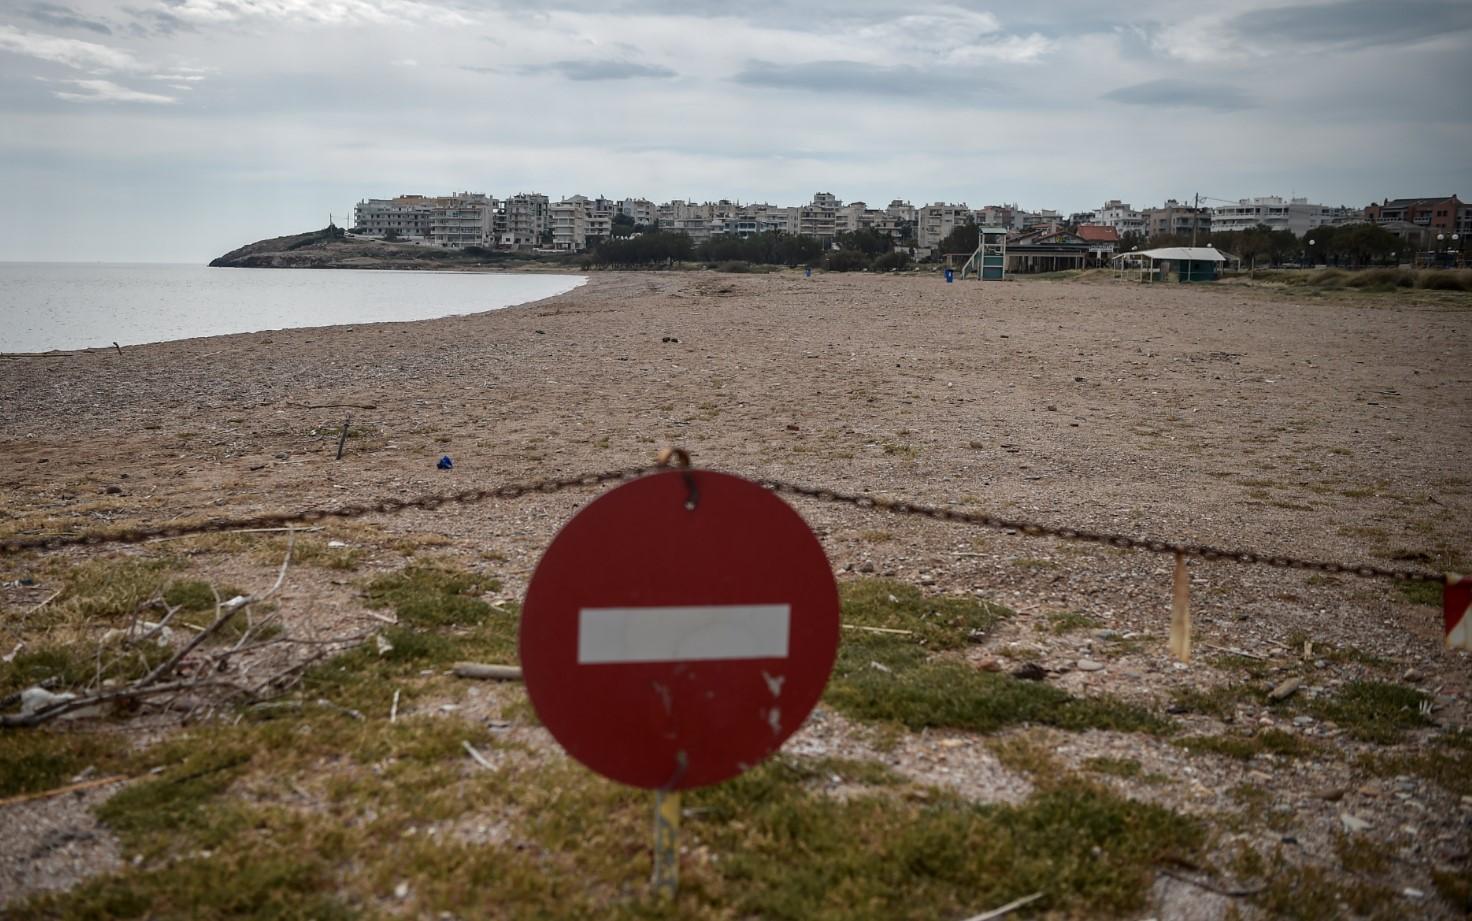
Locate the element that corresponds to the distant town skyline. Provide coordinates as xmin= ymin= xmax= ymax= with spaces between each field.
xmin=2 ymin=0 xmax=1469 ymax=263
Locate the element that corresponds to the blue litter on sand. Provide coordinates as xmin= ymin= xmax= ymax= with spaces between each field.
xmin=437 ymin=455 xmax=453 ymax=470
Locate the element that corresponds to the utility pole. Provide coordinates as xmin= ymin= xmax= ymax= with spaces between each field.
xmin=1192 ymin=193 xmax=1199 ymax=248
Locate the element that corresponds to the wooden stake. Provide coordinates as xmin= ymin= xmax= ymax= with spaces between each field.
xmin=335 ymin=414 xmax=351 ymax=461
xmin=1169 ymin=552 xmax=1192 ymax=662
xmin=652 ymin=790 xmax=681 ymax=897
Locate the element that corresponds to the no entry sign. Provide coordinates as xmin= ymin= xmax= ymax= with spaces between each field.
xmin=520 ymin=469 xmax=840 ymax=790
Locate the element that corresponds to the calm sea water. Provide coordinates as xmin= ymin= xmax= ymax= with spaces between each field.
xmin=0 ymin=263 xmax=585 ymax=353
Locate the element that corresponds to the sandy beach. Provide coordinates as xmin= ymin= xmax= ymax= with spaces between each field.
xmin=3 ymin=269 xmax=1471 ymax=915
xmin=4 ymin=270 xmax=1468 ymax=577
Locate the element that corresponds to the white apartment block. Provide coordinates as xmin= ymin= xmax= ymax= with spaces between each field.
xmin=657 ymin=200 xmax=715 ymax=227
xmin=799 ymin=192 xmax=841 ymax=241
xmin=620 ymin=198 xmax=656 ymax=227
xmin=551 ymin=195 xmax=617 ymax=252
xmin=1095 ymin=200 xmax=1146 ymax=236
xmin=975 ymin=204 xmax=1019 ymax=230
xmin=1018 ymin=209 xmax=1062 ymax=230
xmin=918 ymin=203 xmax=971 ymax=249
xmin=736 ymin=204 xmax=798 ymax=236
xmin=353 ymin=195 xmax=438 ymax=240
xmin=498 ymin=193 xmax=550 ymax=249
xmin=1210 ymin=196 xmax=1335 ymax=236
xmin=836 ymin=202 xmax=905 ymax=239
xmin=550 ymin=196 xmax=589 ymax=251
xmin=885 ymin=200 xmax=917 ymax=225
xmin=430 ymin=193 xmax=496 ymax=248
xmin=354 ymin=193 xmax=497 ymax=247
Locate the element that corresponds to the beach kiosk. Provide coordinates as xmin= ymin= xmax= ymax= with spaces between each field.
xmin=1113 ymin=246 xmax=1229 ymax=283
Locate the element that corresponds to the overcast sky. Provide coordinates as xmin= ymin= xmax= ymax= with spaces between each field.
xmin=2 ymin=0 xmax=1469 ymax=263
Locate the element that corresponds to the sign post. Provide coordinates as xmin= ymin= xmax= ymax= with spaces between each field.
xmin=652 ymin=789 xmax=681 ymax=896
xmin=520 ymin=465 xmax=841 ymax=891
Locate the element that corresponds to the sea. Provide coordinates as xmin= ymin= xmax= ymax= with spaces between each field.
xmin=0 ymin=263 xmax=586 ymax=353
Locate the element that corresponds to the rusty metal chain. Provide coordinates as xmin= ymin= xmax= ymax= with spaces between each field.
xmin=0 ymin=464 xmax=657 ymax=555
xmin=753 ymin=478 xmax=1447 ymax=585
xmin=0 ymin=455 xmax=1448 ymax=585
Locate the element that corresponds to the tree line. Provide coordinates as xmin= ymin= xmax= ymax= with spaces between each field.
xmin=1128 ymin=222 xmax=1405 ymax=267
xmin=588 ymin=217 xmax=1412 ymax=271
xmin=588 ymin=228 xmax=910 ymax=272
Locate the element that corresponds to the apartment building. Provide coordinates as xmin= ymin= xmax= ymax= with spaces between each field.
xmin=498 ymin=193 xmax=550 ymax=249
xmin=354 ymin=192 xmax=497 ymax=247
xmin=620 ymin=198 xmax=656 ymax=227
xmin=1210 ymin=196 xmax=1336 ymax=236
xmin=353 ymin=195 xmax=438 ymax=239
xmin=831 ymin=201 xmax=901 ymax=239
xmin=1018 ymin=209 xmax=1062 ymax=230
xmin=1141 ymin=200 xmax=1210 ymax=239
xmin=547 ymin=195 xmax=616 ymax=251
xmin=737 ymin=203 xmax=799 ymax=236
xmin=550 ymin=196 xmax=589 ymax=251
xmin=1094 ymin=200 xmax=1146 ymax=236
xmin=1365 ymin=196 xmax=1462 ymax=234
xmin=886 ymin=200 xmax=917 ymax=225
xmin=918 ymin=202 xmax=971 ymax=250
xmin=500 ymin=191 xmax=556 ymax=247
xmin=429 ymin=193 xmax=496 ymax=248
xmin=798 ymin=192 xmax=841 ymax=242
xmin=976 ymin=204 xmax=1019 ymax=230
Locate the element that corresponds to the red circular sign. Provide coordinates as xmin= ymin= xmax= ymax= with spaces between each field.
xmin=520 ymin=469 xmax=839 ymax=790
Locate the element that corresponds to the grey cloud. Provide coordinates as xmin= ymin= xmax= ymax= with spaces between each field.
xmin=123 ymin=6 xmax=197 ymax=35
xmin=527 ymin=59 xmax=676 ymax=81
xmin=24 ymin=2 xmax=112 ymax=35
xmin=1102 ymin=79 xmax=1255 ymax=112
xmin=1231 ymin=0 xmax=1472 ymax=50
xmin=481 ymin=0 xmax=912 ymax=18
xmin=734 ymin=59 xmax=999 ymax=97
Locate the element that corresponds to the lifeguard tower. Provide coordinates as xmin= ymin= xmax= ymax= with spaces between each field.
xmin=960 ymin=226 xmax=1008 ymax=280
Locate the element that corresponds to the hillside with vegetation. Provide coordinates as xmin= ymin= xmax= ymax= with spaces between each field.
xmin=208 ymin=226 xmax=564 ymax=270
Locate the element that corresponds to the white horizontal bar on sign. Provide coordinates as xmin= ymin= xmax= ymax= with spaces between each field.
xmin=577 ymin=604 xmax=791 ymax=664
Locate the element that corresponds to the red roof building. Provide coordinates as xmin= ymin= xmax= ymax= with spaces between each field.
xmin=1075 ymin=224 xmax=1120 ymax=261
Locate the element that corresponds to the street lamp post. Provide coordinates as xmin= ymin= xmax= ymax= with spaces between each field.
xmin=1436 ymin=234 xmax=1460 ymax=268
xmin=1306 ymin=237 xmax=1316 ymax=268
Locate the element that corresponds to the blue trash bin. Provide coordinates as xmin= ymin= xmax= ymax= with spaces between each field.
xmin=944 ymin=268 xmax=955 ymax=283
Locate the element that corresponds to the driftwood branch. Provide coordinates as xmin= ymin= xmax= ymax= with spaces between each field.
xmin=0 ymin=774 xmax=130 ymax=809
xmin=841 ymin=623 xmax=914 ymax=636
xmin=144 ymin=526 xmax=322 ymax=544
xmin=961 ymin=891 xmax=1044 ymax=921
xmin=452 ymin=663 xmax=523 ymax=681
xmin=462 ymin=740 xmax=495 ymax=770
